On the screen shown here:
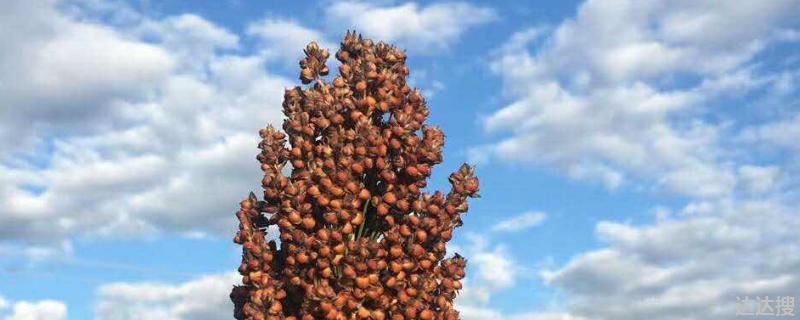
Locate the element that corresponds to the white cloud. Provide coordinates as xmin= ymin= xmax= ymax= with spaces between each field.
xmin=493 ymin=211 xmax=547 ymax=232
xmin=459 ymin=304 xmax=504 ymax=320
xmin=452 ymin=234 xmax=547 ymax=320
xmin=0 ymin=0 xmax=295 ymax=253
xmin=326 ymin=1 xmax=496 ymax=53
xmin=95 ymin=272 xmax=239 ymax=320
xmin=541 ymin=198 xmax=800 ymax=320
xmin=0 ymin=0 xmax=174 ymax=154
xmin=247 ymin=18 xmax=335 ymax=63
xmin=158 ymin=14 xmax=239 ymax=49
xmin=477 ymin=0 xmax=800 ymax=198
xmin=2 ymin=299 xmax=67 ymax=320
xmin=458 ymin=306 xmax=581 ymax=320
xmin=738 ymin=165 xmax=781 ymax=194
xmin=0 ymin=241 xmax=74 ymax=263
xmin=739 ymin=113 xmax=800 ymax=154
xmin=134 ymin=13 xmax=239 ymax=72
xmin=473 ymin=2 xmax=800 ymax=319
xmin=510 ymin=313 xmax=582 ymax=320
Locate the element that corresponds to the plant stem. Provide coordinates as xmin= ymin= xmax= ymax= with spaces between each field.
xmin=356 ymin=199 xmax=370 ymax=239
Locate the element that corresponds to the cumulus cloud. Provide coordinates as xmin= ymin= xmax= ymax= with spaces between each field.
xmin=471 ymin=1 xmax=800 ymax=319
xmin=0 ymin=0 xmax=174 ymax=154
xmin=737 ymin=165 xmax=782 ymax=194
xmin=0 ymin=0 xmax=295 ymax=252
xmin=326 ymin=1 xmax=496 ymax=53
xmin=134 ymin=13 xmax=239 ymax=72
xmin=451 ymin=234 xmax=586 ymax=320
xmin=458 ymin=307 xmax=581 ymax=320
xmin=492 ymin=211 xmax=547 ymax=232
xmin=95 ymin=272 xmax=239 ymax=320
xmin=739 ymin=113 xmax=800 ymax=154
xmin=541 ymin=198 xmax=800 ymax=320
xmin=451 ymin=234 xmax=549 ymax=320
xmin=0 ymin=297 xmax=67 ymax=320
xmin=247 ymin=18 xmax=335 ymax=63
xmin=477 ymin=0 xmax=800 ymax=198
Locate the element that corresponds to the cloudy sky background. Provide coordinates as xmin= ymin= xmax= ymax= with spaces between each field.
xmin=1 ymin=0 xmax=799 ymax=319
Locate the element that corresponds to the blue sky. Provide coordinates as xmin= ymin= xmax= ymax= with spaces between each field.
xmin=1 ymin=0 xmax=799 ymax=319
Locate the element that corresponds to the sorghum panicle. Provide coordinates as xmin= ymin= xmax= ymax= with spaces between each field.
xmin=231 ymin=31 xmax=480 ymax=320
